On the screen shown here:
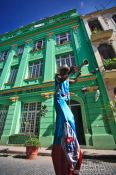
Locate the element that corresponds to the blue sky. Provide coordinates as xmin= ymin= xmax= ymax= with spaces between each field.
xmin=0 ymin=0 xmax=116 ymax=35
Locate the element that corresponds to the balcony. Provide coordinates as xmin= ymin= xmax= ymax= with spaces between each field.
xmin=91 ymin=29 xmax=113 ymax=42
xmin=103 ymin=58 xmax=116 ymax=79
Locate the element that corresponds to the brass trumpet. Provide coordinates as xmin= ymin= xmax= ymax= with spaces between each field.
xmin=69 ymin=59 xmax=89 ymax=74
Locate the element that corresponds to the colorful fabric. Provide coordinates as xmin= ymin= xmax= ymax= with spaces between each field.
xmin=52 ymin=77 xmax=82 ymax=172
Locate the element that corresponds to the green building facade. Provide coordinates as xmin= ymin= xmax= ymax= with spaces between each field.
xmin=0 ymin=9 xmax=116 ymax=149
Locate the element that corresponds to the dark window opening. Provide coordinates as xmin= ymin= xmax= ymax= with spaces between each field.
xmin=112 ymin=14 xmax=116 ymax=24
xmin=98 ymin=43 xmax=116 ymax=60
xmin=88 ymin=19 xmax=103 ymax=32
xmin=70 ymin=100 xmax=86 ymax=145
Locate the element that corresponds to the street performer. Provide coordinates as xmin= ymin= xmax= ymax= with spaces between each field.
xmin=52 ymin=64 xmax=83 ymax=175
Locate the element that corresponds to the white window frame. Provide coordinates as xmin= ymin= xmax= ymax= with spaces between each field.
xmin=0 ymin=50 xmax=9 ymax=62
xmin=20 ymin=102 xmax=41 ymax=135
xmin=8 ymin=68 xmax=18 ymax=83
xmin=56 ymin=53 xmax=75 ymax=67
xmin=34 ymin=39 xmax=44 ymax=50
xmin=56 ymin=32 xmax=71 ymax=45
xmin=28 ymin=61 xmax=43 ymax=79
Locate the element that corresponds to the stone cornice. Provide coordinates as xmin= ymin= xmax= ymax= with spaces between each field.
xmin=0 ymin=19 xmax=78 ymax=47
xmin=81 ymin=7 xmax=116 ymax=19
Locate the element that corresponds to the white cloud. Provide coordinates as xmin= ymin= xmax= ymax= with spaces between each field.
xmin=80 ymin=1 xmax=84 ymax=7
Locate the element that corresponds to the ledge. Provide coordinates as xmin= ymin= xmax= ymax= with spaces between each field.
xmin=24 ymin=77 xmax=40 ymax=81
xmin=30 ymin=48 xmax=44 ymax=53
xmin=13 ymin=54 xmax=22 ymax=58
xmin=4 ymin=82 xmax=14 ymax=85
xmin=55 ymin=41 xmax=71 ymax=47
xmin=103 ymin=69 xmax=116 ymax=79
xmin=91 ymin=29 xmax=113 ymax=42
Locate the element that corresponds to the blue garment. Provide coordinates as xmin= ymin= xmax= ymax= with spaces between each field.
xmin=53 ymin=77 xmax=81 ymax=170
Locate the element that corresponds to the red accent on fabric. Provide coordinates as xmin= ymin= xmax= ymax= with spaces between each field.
xmin=52 ymin=145 xmax=82 ymax=175
xmin=77 ymin=150 xmax=83 ymax=170
xmin=52 ymin=145 xmax=70 ymax=175
xmin=64 ymin=137 xmax=74 ymax=144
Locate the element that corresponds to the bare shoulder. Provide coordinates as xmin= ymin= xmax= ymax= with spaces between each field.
xmin=55 ymin=73 xmax=61 ymax=82
xmin=55 ymin=73 xmax=68 ymax=82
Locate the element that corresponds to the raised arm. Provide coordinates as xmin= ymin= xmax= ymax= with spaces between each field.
xmin=69 ymin=71 xmax=81 ymax=84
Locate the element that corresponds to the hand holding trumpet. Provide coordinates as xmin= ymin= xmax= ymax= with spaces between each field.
xmin=68 ymin=59 xmax=89 ymax=75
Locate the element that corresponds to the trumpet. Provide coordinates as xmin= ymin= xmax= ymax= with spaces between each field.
xmin=69 ymin=59 xmax=89 ymax=74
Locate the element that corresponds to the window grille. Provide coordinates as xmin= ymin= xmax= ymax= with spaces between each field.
xmin=56 ymin=53 xmax=75 ymax=68
xmin=28 ymin=61 xmax=43 ymax=78
xmin=0 ymin=105 xmax=9 ymax=134
xmin=56 ymin=32 xmax=71 ymax=45
xmin=20 ymin=102 xmax=41 ymax=135
xmin=8 ymin=68 xmax=18 ymax=83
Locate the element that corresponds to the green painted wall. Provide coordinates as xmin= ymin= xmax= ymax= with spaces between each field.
xmin=0 ymin=9 xmax=116 ymax=149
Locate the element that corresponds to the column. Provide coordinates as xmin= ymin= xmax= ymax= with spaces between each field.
xmin=1 ymin=98 xmax=21 ymax=144
xmin=39 ymin=97 xmax=54 ymax=147
xmin=43 ymin=32 xmax=56 ymax=82
xmin=14 ymin=40 xmax=32 ymax=87
xmin=71 ymin=26 xmax=90 ymax=75
xmin=0 ymin=45 xmax=16 ymax=89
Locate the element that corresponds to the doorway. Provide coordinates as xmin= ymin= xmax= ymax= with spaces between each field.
xmin=69 ymin=100 xmax=86 ymax=145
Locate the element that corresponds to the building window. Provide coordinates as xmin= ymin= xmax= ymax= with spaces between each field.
xmin=0 ymin=50 xmax=9 ymax=62
xmin=8 ymin=67 xmax=18 ymax=83
xmin=20 ymin=102 xmax=41 ymax=135
xmin=56 ymin=32 xmax=71 ymax=45
xmin=98 ymin=44 xmax=116 ymax=60
xmin=17 ymin=45 xmax=24 ymax=55
xmin=33 ymin=39 xmax=44 ymax=50
xmin=112 ymin=14 xmax=116 ymax=24
xmin=88 ymin=19 xmax=103 ymax=33
xmin=0 ymin=105 xmax=9 ymax=134
xmin=56 ymin=53 xmax=76 ymax=68
xmin=0 ymin=69 xmax=2 ymax=76
xmin=28 ymin=60 xmax=43 ymax=79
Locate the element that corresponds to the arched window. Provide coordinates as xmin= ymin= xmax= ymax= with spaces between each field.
xmin=112 ymin=14 xmax=116 ymax=24
xmin=98 ymin=43 xmax=116 ymax=59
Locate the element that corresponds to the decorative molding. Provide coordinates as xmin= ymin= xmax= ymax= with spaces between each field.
xmin=0 ymin=77 xmax=96 ymax=95
xmin=72 ymin=25 xmax=79 ymax=33
xmin=40 ymin=92 xmax=54 ymax=99
xmin=78 ymin=76 xmax=96 ymax=82
xmin=11 ymin=44 xmax=17 ymax=49
xmin=70 ymin=92 xmax=76 ymax=96
xmin=88 ymin=86 xmax=98 ymax=92
xmin=46 ymin=32 xmax=54 ymax=40
xmin=25 ymin=39 xmax=32 ymax=44
xmin=9 ymin=96 xmax=19 ymax=102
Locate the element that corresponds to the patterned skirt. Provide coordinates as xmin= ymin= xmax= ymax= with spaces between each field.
xmin=52 ymin=97 xmax=82 ymax=175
